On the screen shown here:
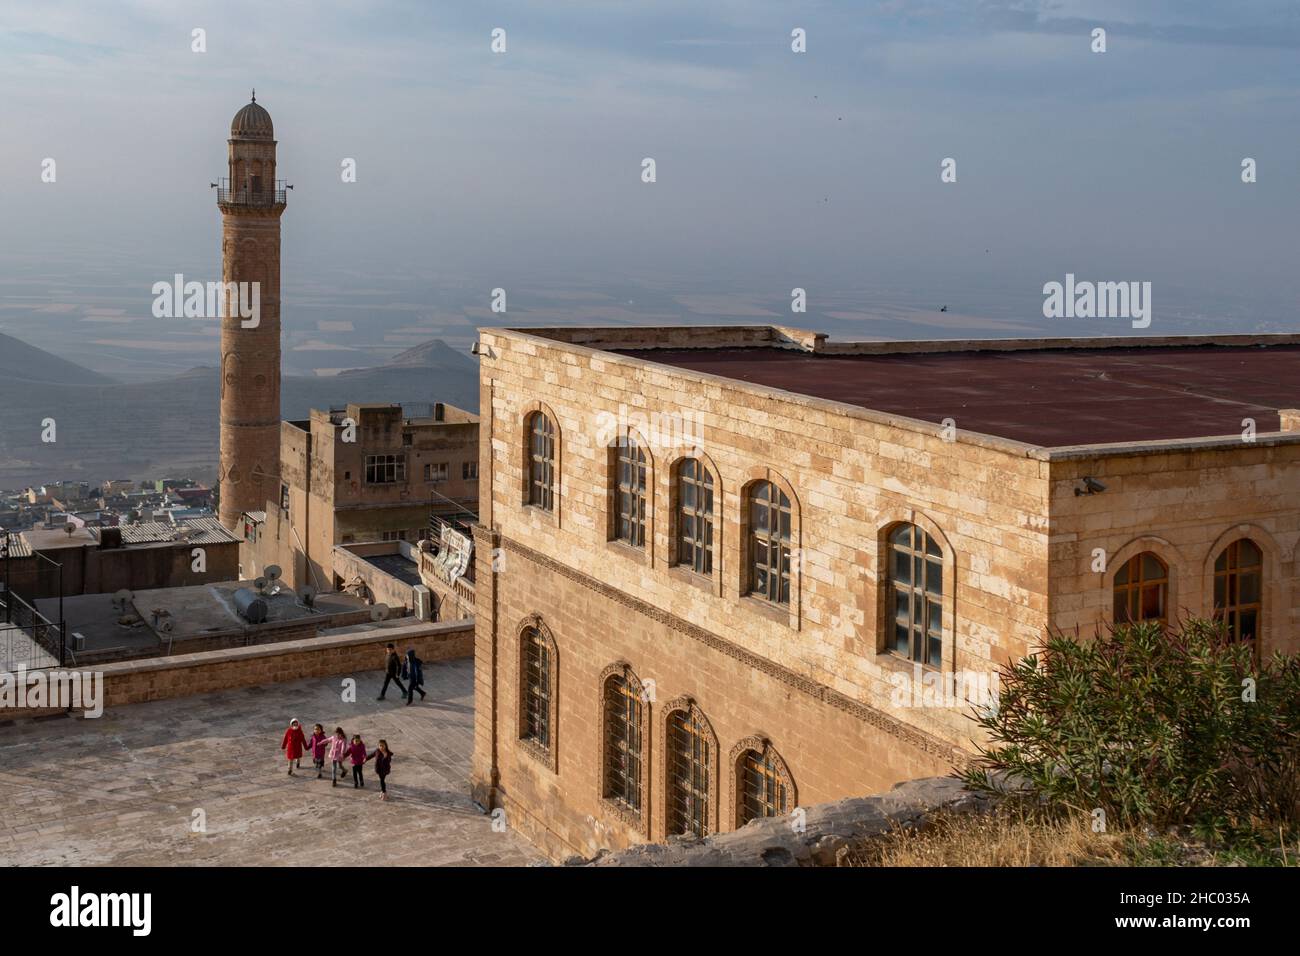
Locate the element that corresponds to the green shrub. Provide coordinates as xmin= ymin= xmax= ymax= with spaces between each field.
xmin=961 ymin=618 xmax=1300 ymax=840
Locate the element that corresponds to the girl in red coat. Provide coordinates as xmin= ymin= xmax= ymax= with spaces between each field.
xmin=347 ymin=734 xmax=368 ymax=788
xmin=281 ymin=718 xmax=308 ymax=776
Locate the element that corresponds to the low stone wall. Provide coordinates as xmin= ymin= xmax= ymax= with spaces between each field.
xmin=0 ymin=618 xmax=474 ymax=721
xmin=572 ymin=777 xmax=992 ymax=867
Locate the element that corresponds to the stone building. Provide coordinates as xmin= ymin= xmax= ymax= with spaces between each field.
xmin=246 ymin=402 xmax=479 ymax=591
xmin=469 ymin=324 xmax=1300 ymax=860
xmin=216 ymin=93 xmax=287 ymax=531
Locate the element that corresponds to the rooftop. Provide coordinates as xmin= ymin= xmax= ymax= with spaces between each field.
xmin=582 ymin=332 xmax=1300 ymax=448
xmin=0 ymin=659 xmax=541 ymax=866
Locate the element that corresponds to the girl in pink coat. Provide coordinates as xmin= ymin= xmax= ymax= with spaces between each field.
xmin=326 ymin=727 xmax=349 ymax=788
xmin=307 ymin=724 xmax=329 ymax=779
xmin=281 ymin=719 xmax=307 ymax=776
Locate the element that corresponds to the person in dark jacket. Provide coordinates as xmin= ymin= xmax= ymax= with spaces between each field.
xmin=377 ymin=642 xmax=407 ymax=701
xmin=401 ymin=648 xmax=427 ymax=705
xmin=368 ymin=739 xmax=394 ymax=800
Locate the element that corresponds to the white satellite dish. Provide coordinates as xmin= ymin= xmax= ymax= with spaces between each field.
xmin=265 ymin=565 xmax=282 ymax=582
xmin=370 ymin=603 xmax=390 ymax=622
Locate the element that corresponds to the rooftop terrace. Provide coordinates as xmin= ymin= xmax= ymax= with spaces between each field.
xmin=599 ymin=335 xmax=1300 ymax=447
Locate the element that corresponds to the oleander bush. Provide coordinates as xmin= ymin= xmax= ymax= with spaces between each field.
xmin=961 ymin=618 xmax=1300 ymax=841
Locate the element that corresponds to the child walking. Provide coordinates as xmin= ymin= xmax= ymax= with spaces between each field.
xmin=326 ymin=727 xmax=348 ymax=788
xmin=281 ymin=718 xmax=307 ymax=776
xmin=368 ymin=739 xmax=394 ymax=801
xmin=307 ymin=723 xmax=328 ymax=779
xmin=347 ymin=733 xmax=368 ymax=789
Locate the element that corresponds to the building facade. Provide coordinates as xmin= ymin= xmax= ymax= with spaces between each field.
xmin=247 ymin=402 xmax=479 ymax=591
xmin=470 ymin=325 xmax=1300 ymax=860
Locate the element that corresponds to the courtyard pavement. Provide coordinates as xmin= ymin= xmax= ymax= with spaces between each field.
xmin=0 ymin=658 xmax=543 ymax=866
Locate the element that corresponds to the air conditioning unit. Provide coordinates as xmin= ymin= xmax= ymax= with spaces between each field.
xmin=413 ymin=585 xmax=432 ymax=621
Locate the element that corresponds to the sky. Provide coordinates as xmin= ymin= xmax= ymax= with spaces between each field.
xmin=2 ymin=0 xmax=1300 ymax=369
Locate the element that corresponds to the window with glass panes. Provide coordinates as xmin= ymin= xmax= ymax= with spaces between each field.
xmin=603 ymin=675 xmax=643 ymax=812
xmin=520 ymin=627 xmax=551 ymax=748
xmin=1113 ymin=552 xmax=1167 ymax=627
xmin=365 ymin=454 xmax=405 ymax=485
xmin=527 ymin=413 xmax=555 ymax=511
xmin=1214 ymin=539 xmax=1262 ymax=642
xmin=614 ymin=433 xmax=647 ymax=547
xmin=739 ymin=749 xmax=789 ymax=825
xmin=887 ymin=523 xmax=944 ymax=668
xmin=748 ymin=481 xmax=791 ymax=604
xmin=676 ymin=459 xmax=714 ymax=575
xmin=666 ymin=708 xmax=710 ymax=838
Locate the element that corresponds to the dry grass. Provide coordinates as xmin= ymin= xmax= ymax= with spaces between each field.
xmin=843 ymin=809 xmax=1125 ymax=867
xmin=842 ymin=808 xmax=1300 ymax=867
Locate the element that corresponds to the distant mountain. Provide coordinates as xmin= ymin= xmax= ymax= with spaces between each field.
xmin=0 ymin=331 xmax=117 ymax=386
xmin=0 ymin=336 xmax=479 ymax=486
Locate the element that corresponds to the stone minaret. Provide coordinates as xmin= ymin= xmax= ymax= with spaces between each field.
xmin=217 ymin=92 xmax=287 ymax=531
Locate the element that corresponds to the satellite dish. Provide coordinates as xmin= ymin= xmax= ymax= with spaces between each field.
xmin=113 ymin=588 xmax=134 ymax=611
xmin=254 ymin=576 xmax=268 ymax=592
xmin=159 ymin=619 xmax=174 ymax=633
xmin=266 ymin=565 xmax=282 ymax=582
xmin=370 ymin=603 xmax=390 ymax=622
xmin=300 ymin=586 xmax=316 ymax=607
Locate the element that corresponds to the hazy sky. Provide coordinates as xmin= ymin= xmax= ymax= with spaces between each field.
xmin=3 ymin=0 xmax=1300 ymax=342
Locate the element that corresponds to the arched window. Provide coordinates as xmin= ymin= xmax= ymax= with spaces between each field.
xmin=602 ymin=672 xmax=644 ymax=813
xmin=748 ymin=480 xmax=791 ymax=605
xmin=887 ymin=523 xmax=943 ymax=668
xmin=1214 ymin=539 xmax=1262 ymax=642
xmin=1113 ymin=552 xmax=1168 ymax=627
xmin=666 ymin=705 xmax=712 ymax=838
xmin=519 ymin=626 xmax=552 ymax=749
xmin=676 ymin=458 xmax=714 ymax=575
xmin=613 ymin=431 xmax=647 ymax=547
xmin=736 ymin=744 xmax=794 ymax=826
xmin=526 ymin=412 xmax=555 ymax=511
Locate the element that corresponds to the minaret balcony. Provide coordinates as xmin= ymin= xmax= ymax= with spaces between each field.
xmin=215 ymin=177 xmax=288 ymax=207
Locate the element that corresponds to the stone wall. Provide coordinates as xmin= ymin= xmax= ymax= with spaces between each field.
xmin=576 ymin=776 xmax=986 ymax=866
xmin=471 ymin=328 xmax=1040 ymax=861
xmin=0 ymin=619 xmax=474 ymax=721
xmin=1049 ymin=442 xmax=1300 ymax=655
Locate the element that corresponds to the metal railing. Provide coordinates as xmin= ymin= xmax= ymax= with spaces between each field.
xmin=215 ymin=178 xmax=288 ymax=206
xmin=0 ymin=592 xmax=65 ymax=671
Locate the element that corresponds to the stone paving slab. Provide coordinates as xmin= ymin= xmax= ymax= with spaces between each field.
xmin=0 ymin=658 xmax=542 ymax=866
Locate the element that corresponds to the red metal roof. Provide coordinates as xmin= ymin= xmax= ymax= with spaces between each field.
xmin=615 ymin=344 xmax=1300 ymax=446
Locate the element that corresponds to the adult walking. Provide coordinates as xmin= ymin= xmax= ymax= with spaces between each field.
xmin=401 ymin=648 xmax=427 ymax=705
xmin=377 ymin=642 xmax=407 ymax=701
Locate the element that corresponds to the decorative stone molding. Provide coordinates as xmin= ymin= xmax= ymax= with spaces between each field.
xmin=596 ymin=661 xmax=650 ymax=836
xmin=658 ymin=696 xmax=720 ymax=839
xmin=499 ymin=534 xmax=970 ymax=769
xmin=515 ymin=613 xmax=559 ymax=774
xmin=726 ymin=734 xmax=797 ymax=831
